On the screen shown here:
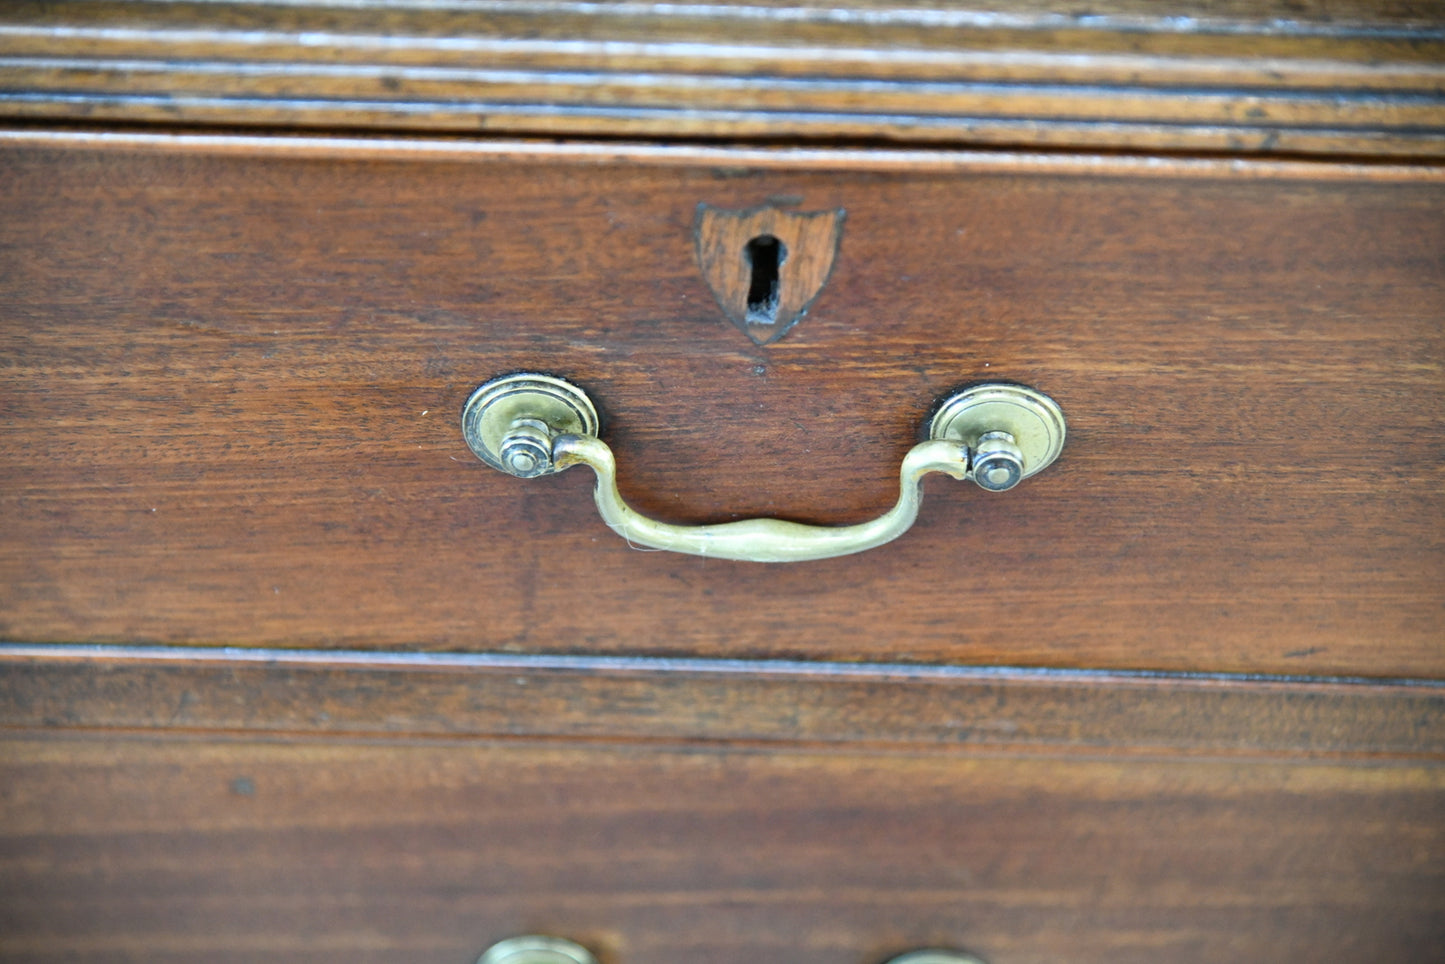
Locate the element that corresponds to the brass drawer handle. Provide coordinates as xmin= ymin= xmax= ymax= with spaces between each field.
xmin=462 ymin=374 xmax=1065 ymax=563
xmin=478 ymin=936 xmax=988 ymax=964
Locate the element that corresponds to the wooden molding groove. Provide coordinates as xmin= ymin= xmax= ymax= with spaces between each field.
xmin=9 ymin=127 xmax=1445 ymax=179
xmin=0 ymin=0 xmax=1441 ymax=155
xmin=2 ymin=645 xmax=1441 ymax=759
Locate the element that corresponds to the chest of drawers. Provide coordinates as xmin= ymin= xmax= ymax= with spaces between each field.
xmin=2 ymin=3 xmax=1443 ymax=962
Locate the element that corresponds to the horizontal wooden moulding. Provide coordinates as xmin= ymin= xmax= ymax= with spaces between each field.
xmin=2 ymin=645 xmax=1442 ymax=759
xmin=0 ymin=0 xmax=1442 ymax=155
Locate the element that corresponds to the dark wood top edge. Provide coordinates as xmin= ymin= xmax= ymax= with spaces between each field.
xmin=3 ymin=729 xmax=1439 ymax=768
xmin=4 ymin=104 xmax=1442 ymax=159
xmin=4 ymin=128 xmax=1444 ymax=178
xmin=3 ymin=645 xmax=1441 ymax=759
xmin=5 ymin=643 xmax=1443 ymax=691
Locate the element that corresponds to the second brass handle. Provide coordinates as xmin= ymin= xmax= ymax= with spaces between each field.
xmin=462 ymin=374 xmax=1065 ymax=563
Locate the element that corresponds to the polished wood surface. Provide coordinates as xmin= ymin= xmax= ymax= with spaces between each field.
xmin=4 ymin=647 xmax=1443 ymax=962
xmin=3 ymin=730 xmax=1442 ymax=964
xmin=3 ymin=3 xmax=1442 ymax=960
xmin=0 ymin=1 xmax=1442 ymax=156
xmin=4 ymin=646 xmax=1442 ymax=756
xmin=2 ymin=136 xmax=1441 ymax=677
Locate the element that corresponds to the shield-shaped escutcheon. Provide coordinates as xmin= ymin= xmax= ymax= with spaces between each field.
xmin=693 ymin=203 xmax=846 ymax=345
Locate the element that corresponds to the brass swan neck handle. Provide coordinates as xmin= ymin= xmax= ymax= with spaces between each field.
xmin=462 ymin=374 xmax=1065 ymax=564
xmin=553 ymin=433 xmax=972 ymax=563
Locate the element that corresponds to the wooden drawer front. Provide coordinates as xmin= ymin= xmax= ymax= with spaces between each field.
xmin=3 ymin=648 xmax=1442 ymax=963
xmin=3 ymin=732 xmax=1442 ymax=964
xmin=1 ymin=136 xmax=1442 ymax=678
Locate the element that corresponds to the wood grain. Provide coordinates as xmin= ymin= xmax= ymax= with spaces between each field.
xmin=1 ymin=136 xmax=1443 ymax=677
xmin=0 ymin=0 xmax=1441 ymax=156
xmin=3 ymin=646 xmax=1441 ymax=758
xmin=3 ymin=10 xmax=1441 ymax=960
xmin=2 ymin=732 xmax=1442 ymax=964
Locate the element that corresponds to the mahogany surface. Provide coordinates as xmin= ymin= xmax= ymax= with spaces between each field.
xmin=4 ymin=647 xmax=1442 ymax=756
xmin=2 ymin=137 xmax=1441 ymax=677
xmin=2 ymin=646 xmax=1442 ymax=963
xmin=2 ymin=727 xmax=1441 ymax=964
xmin=1 ymin=4 xmax=1443 ymax=959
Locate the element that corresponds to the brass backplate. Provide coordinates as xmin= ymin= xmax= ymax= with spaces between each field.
xmin=476 ymin=937 xmax=598 ymax=964
xmin=883 ymin=951 xmax=989 ymax=964
xmin=461 ymin=373 xmax=599 ymax=475
xmin=928 ymin=384 xmax=1066 ymax=480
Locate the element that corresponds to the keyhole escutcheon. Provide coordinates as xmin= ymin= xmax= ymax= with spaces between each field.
xmin=693 ymin=203 xmax=845 ymax=345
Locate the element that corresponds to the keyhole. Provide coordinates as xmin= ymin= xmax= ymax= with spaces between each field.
xmin=744 ymin=234 xmax=787 ymax=326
